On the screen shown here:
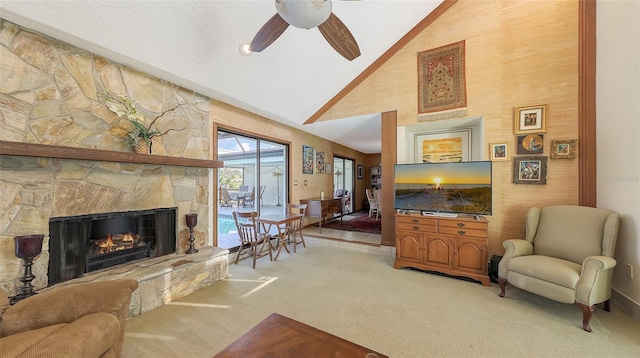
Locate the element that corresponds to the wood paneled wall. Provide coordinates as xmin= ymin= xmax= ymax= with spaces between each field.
xmin=314 ymin=0 xmax=580 ymax=256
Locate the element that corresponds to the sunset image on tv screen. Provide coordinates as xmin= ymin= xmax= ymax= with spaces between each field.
xmin=394 ymin=162 xmax=492 ymax=215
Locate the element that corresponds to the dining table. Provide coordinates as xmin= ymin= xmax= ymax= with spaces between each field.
xmin=228 ymin=190 xmax=248 ymax=201
xmin=254 ymin=213 xmax=303 ymax=260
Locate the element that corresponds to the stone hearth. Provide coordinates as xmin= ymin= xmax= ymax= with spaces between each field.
xmin=41 ymin=246 xmax=229 ymax=317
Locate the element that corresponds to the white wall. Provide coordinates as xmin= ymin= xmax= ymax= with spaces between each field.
xmin=596 ymin=0 xmax=640 ymax=312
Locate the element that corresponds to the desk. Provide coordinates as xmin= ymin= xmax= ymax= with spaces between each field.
xmin=299 ymin=197 xmax=342 ymax=233
xmin=214 ymin=313 xmax=388 ymax=358
xmin=254 ymin=214 xmax=302 ymax=260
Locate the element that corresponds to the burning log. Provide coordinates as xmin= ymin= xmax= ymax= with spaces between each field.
xmin=91 ymin=232 xmax=140 ymax=255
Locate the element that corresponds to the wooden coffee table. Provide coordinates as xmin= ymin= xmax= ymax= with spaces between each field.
xmin=213 ymin=313 xmax=388 ymax=358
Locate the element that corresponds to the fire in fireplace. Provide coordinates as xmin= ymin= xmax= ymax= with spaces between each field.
xmin=48 ymin=207 xmax=176 ymax=285
xmin=90 ymin=231 xmax=141 ymax=256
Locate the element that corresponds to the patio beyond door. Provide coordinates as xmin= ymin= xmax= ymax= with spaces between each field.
xmin=216 ymin=130 xmax=288 ymax=250
xmin=333 ymin=157 xmax=354 ymax=214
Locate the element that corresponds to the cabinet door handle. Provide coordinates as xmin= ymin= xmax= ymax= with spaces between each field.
xmin=413 ymin=226 xmax=420 ymax=230
xmin=412 ymin=218 xmax=419 ymax=223
xmin=457 ymin=222 xmax=465 ymax=227
xmin=457 ymin=230 xmax=466 ymax=235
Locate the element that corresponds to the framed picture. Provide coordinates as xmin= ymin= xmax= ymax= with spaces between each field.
xmin=302 ymin=145 xmax=314 ymax=174
xmin=316 ymin=151 xmax=325 ymax=174
xmin=514 ymin=104 xmax=547 ymax=134
xmin=551 ymin=139 xmax=577 ymax=159
xmin=357 ymin=165 xmax=364 ymax=179
xmin=513 ymin=156 xmax=548 ymax=185
xmin=517 ymin=134 xmax=544 ymax=154
xmin=490 ymin=143 xmax=509 ymax=161
xmin=324 ymin=163 xmax=332 ymax=174
xmin=414 ymin=128 xmax=471 ymax=163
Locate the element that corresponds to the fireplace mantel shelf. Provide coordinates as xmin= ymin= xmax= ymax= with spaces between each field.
xmin=0 ymin=141 xmax=223 ymax=168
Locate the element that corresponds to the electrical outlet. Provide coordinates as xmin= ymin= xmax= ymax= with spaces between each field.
xmin=625 ymin=264 xmax=634 ymax=279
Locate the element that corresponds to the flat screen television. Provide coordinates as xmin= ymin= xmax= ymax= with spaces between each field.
xmin=394 ymin=161 xmax=492 ymax=216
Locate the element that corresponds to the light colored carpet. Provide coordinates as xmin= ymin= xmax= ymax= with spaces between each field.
xmin=122 ymin=241 xmax=640 ymax=357
xmin=301 ymin=225 xmax=382 ymax=245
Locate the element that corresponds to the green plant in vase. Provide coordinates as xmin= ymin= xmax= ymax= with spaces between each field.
xmin=98 ymin=90 xmax=184 ymax=154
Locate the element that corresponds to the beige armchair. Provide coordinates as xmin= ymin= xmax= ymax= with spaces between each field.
xmin=498 ymin=205 xmax=619 ymax=332
xmin=0 ymin=279 xmax=139 ymax=357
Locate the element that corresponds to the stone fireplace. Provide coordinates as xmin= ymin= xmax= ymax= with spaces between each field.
xmin=0 ymin=19 xmax=219 ymax=295
xmin=0 ymin=19 xmax=229 ymax=316
xmin=48 ymin=207 xmax=177 ymax=285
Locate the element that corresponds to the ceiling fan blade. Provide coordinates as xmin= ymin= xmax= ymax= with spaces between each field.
xmin=318 ymin=13 xmax=361 ymax=61
xmin=249 ymin=14 xmax=289 ymax=52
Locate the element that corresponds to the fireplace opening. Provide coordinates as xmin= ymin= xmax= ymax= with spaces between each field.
xmin=48 ymin=207 xmax=176 ymax=286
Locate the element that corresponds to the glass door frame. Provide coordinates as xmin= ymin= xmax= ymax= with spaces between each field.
xmin=215 ymin=128 xmax=290 ymax=249
xmin=333 ymin=156 xmax=355 ymax=215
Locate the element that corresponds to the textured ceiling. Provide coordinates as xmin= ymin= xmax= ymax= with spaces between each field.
xmin=0 ymin=0 xmax=443 ymax=154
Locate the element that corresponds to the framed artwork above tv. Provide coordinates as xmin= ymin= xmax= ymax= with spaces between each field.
xmin=414 ymin=128 xmax=471 ymax=163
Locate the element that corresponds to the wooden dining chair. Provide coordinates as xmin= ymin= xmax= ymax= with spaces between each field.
xmin=366 ymin=189 xmax=381 ymax=220
xmin=285 ymin=203 xmax=307 ymax=253
xmin=232 ymin=211 xmax=272 ymax=268
xmin=219 ymin=187 xmax=236 ymax=209
xmin=259 ymin=184 xmax=267 ymax=206
xmin=242 ymin=187 xmax=256 ymax=208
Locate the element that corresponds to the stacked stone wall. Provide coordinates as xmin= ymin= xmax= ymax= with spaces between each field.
xmin=0 ymin=19 xmax=212 ymax=293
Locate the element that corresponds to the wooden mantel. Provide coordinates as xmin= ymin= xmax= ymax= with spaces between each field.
xmin=0 ymin=141 xmax=222 ymax=169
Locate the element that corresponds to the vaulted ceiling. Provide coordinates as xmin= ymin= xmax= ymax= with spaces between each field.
xmin=1 ymin=0 xmax=445 ymax=153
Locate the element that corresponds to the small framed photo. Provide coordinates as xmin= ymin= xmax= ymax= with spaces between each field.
xmin=513 ymin=156 xmax=548 ymax=185
xmin=517 ymin=134 xmax=544 ymax=154
xmin=551 ymin=139 xmax=577 ymax=159
xmin=514 ymin=104 xmax=547 ymax=134
xmin=324 ymin=163 xmax=332 ymax=174
xmin=490 ymin=143 xmax=509 ymax=161
xmin=357 ymin=165 xmax=364 ymax=179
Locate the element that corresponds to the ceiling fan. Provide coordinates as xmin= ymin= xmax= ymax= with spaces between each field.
xmin=249 ymin=0 xmax=361 ymax=61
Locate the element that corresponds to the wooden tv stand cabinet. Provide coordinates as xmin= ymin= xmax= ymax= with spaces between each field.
xmin=394 ymin=213 xmax=490 ymax=286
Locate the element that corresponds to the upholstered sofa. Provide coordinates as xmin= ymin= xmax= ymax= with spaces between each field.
xmin=0 ymin=279 xmax=139 ymax=357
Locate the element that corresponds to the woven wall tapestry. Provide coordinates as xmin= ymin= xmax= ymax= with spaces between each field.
xmin=417 ymin=40 xmax=467 ymax=121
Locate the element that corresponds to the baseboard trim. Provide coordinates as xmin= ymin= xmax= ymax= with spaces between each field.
xmin=611 ymin=288 xmax=640 ymax=323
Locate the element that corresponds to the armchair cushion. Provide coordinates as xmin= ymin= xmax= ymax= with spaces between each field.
xmin=532 ymin=205 xmax=613 ymax=263
xmin=1 ymin=313 xmax=120 ymax=358
xmin=508 ymin=255 xmax=581 ymax=289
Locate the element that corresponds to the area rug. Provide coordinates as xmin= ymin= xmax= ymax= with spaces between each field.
xmin=313 ymin=213 xmax=381 ymax=235
xmin=417 ymin=40 xmax=467 ymax=121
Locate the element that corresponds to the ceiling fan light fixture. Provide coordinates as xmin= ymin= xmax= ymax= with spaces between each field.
xmin=276 ymin=0 xmax=332 ymax=29
xmin=239 ymin=41 xmax=253 ymax=56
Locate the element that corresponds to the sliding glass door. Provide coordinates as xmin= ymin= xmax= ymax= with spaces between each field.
xmin=333 ymin=156 xmax=354 ymax=214
xmin=217 ymin=130 xmax=288 ymax=250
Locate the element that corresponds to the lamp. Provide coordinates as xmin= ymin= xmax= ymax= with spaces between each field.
xmin=10 ymin=234 xmax=44 ymax=305
xmin=334 ymin=168 xmax=342 ymax=193
xmin=272 ymin=170 xmax=283 ymax=206
xmin=185 ymin=213 xmax=198 ymax=254
xmin=275 ymin=0 xmax=332 ymax=29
